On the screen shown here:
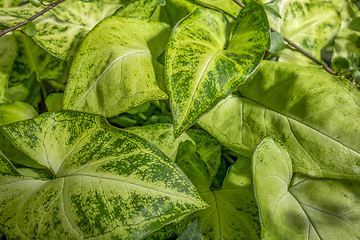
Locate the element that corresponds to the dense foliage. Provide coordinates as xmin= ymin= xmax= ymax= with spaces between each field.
xmin=1 ymin=0 xmax=360 ymax=239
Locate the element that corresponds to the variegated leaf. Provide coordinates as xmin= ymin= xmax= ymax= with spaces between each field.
xmin=0 ymin=110 xmax=207 ymax=239
xmin=174 ymin=141 xmax=260 ymax=239
xmin=0 ymin=0 xmax=123 ymax=60
xmin=199 ymin=61 xmax=360 ymax=180
xmin=114 ymin=0 xmax=165 ymax=18
xmin=0 ymin=33 xmax=16 ymax=103
xmin=166 ymin=1 xmax=270 ymax=137
xmin=63 ymin=16 xmax=170 ymax=117
xmin=253 ymin=136 xmax=360 ymax=239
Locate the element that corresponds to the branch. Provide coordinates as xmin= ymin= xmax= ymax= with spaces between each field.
xmin=0 ymin=0 xmax=66 ymax=38
xmin=232 ymin=0 xmax=335 ymax=75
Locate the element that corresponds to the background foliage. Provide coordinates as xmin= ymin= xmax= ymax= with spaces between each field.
xmin=1 ymin=0 xmax=360 ymax=239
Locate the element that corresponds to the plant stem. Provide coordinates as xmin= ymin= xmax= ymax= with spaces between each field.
xmin=232 ymin=0 xmax=335 ymax=75
xmin=0 ymin=0 xmax=66 ymax=38
xmin=223 ymin=153 xmax=235 ymax=164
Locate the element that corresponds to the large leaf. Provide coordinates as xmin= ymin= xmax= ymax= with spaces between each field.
xmin=128 ymin=124 xmax=222 ymax=182
xmin=0 ymin=110 xmax=207 ymax=239
xmin=0 ymin=33 xmax=17 ymax=103
xmin=166 ymin=1 xmax=270 ymax=137
xmin=174 ymin=141 xmax=260 ymax=239
xmin=199 ymin=60 xmax=360 ymax=180
xmin=9 ymin=32 xmax=66 ymax=85
xmin=253 ymin=136 xmax=360 ymax=239
xmin=0 ymin=0 xmax=124 ymax=60
xmin=114 ymin=0 xmax=165 ymax=18
xmin=267 ymin=0 xmax=341 ymax=63
xmin=63 ymin=16 xmax=170 ymax=117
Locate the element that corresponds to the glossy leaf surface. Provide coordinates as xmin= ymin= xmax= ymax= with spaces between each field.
xmin=253 ymin=136 xmax=360 ymax=239
xmin=268 ymin=0 xmax=341 ymax=61
xmin=64 ymin=16 xmax=169 ymax=117
xmin=0 ymin=0 xmax=123 ymax=60
xmin=166 ymin=1 xmax=270 ymax=137
xmin=174 ymin=141 xmax=260 ymax=239
xmin=0 ymin=110 xmax=207 ymax=239
xmin=199 ymin=61 xmax=360 ymax=180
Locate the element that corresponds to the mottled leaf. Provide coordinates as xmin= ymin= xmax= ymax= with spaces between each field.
xmin=199 ymin=61 xmax=360 ymax=180
xmin=267 ymin=0 xmax=341 ymax=63
xmin=114 ymin=0 xmax=165 ymax=18
xmin=177 ymin=218 xmax=201 ymax=240
xmin=332 ymin=0 xmax=360 ymax=68
xmin=0 ymin=0 xmax=123 ymax=60
xmin=63 ymin=16 xmax=169 ymax=117
xmin=0 ymin=151 xmax=20 ymax=176
xmin=144 ymin=224 xmax=177 ymax=240
xmin=128 ymin=124 xmax=222 ymax=182
xmin=0 ymin=110 xmax=207 ymax=239
xmin=166 ymin=1 xmax=270 ymax=137
xmin=253 ymin=136 xmax=360 ymax=239
xmin=174 ymin=141 xmax=260 ymax=239
xmin=195 ymin=0 xmax=241 ymax=17
xmin=0 ymin=33 xmax=17 ymax=103
xmin=8 ymin=32 xmax=66 ymax=85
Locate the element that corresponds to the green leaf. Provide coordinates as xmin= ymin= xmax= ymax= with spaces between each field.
xmin=0 ymin=101 xmax=37 ymax=126
xmin=199 ymin=60 xmax=360 ymax=180
xmin=0 ymin=0 xmax=21 ymax=7
xmin=174 ymin=141 xmax=260 ymax=239
xmin=268 ymin=0 xmax=341 ymax=62
xmin=114 ymin=0 xmax=165 ymax=18
xmin=63 ymin=16 xmax=169 ymax=117
xmin=45 ymin=93 xmax=63 ymax=112
xmin=0 ymin=110 xmax=207 ymax=239
xmin=264 ymin=3 xmax=281 ymax=19
xmin=29 ymin=0 xmax=42 ymax=7
xmin=166 ymin=1 xmax=270 ymax=137
xmin=0 ymin=33 xmax=17 ymax=103
xmin=0 ymin=151 xmax=20 ymax=176
xmin=23 ymin=20 xmax=36 ymax=36
xmin=269 ymin=31 xmax=285 ymax=53
xmin=332 ymin=0 xmax=360 ymax=68
xmin=5 ymin=72 xmax=41 ymax=107
xmin=0 ymin=0 xmax=123 ymax=60
xmin=350 ymin=16 xmax=360 ymax=32
xmin=332 ymin=56 xmax=350 ymax=73
xmin=8 ymin=32 xmax=66 ymax=85
xmin=195 ymin=0 xmax=241 ymax=17
xmin=177 ymin=218 xmax=201 ymax=240
xmin=127 ymin=102 xmax=151 ymax=115
xmin=128 ymin=124 xmax=222 ymax=182
xmin=253 ymin=136 xmax=360 ymax=239
xmin=143 ymin=224 xmax=177 ymax=240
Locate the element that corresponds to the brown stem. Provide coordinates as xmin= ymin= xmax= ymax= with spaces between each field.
xmin=0 ymin=0 xmax=66 ymax=38
xmin=232 ymin=0 xmax=335 ymax=75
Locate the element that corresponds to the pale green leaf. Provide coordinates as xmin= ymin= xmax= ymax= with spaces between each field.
xmin=0 ymin=0 xmax=21 ymax=7
xmin=166 ymin=1 xmax=270 ymax=137
xmin=195 ymin=0 xmax=241 ymax=17
xmin=268 ymin=0 xmax=341 ymax=62
xmin=0 ymin=101 xmax=37 ymax=126
xmin=63 ymin=16 xmax=169 ymax=117
xmin=269 ymin=31 xmax=285 ymax=53
xmin=114 ymin=0 xmax=165 ymax=18
xmin=253 ymin=136 xmax=360 ymax=239
xmin=0 ymin=33 xmax=17 ymax=103
xmin=199 ymin=60 xmax=360 ymax=180
xmin=0 ymin=0 xmax=123 ymax=60
xmin=0 ymin=110 xmax=207 ymax=239
xmin=332 ymin=0 xmax=360 ymax=68
xmin=8 ymin=32 xmax=66 ymax=85
xmin=45 ymin=93 xmax=63 ymax=112
xmin=128 ymin=124 xmax=222 ymax=182
xmin=174 ymin=141 xmax=260 ymax=239
xmin=0 ymin=151 xmax=20 ymax=176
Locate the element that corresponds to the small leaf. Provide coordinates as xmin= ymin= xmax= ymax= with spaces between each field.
xmin=0 ymin=110 xmax=207 ymax=239
xmin=177 ymin=219 xmax=201 ymax=240
xmin=269 ymin=31 xmax=285 ymax=53
xmin=23 ymin=20 xmax=36 ymax=37
xmin=45 ymin=93 xmax=63 ymax=112
xmin=166 ymin=1 xmax=270 ymax=137
xmin=264 ymin=3 xmax=281 ymax=19
xmin=332 ymin=56 xmax=350 ymax=73
xmin=350 ymin=17 xmax=360 ymax=32
xmin=63 ymin=16 xmax=170 ymax=117
xmin=29 ymin=0 xmax=42 ymax=7
xmin=127 ymin=102 xmax=151 ymax=115
xmin=253 ymin=136 xmax=360 ymax=239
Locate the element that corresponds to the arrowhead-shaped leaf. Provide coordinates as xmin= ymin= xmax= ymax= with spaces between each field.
xmin=0 ymin=0 xmax=123 ymax=60
xmin=0 ymin=110 xmax=207 ymax=239
xmin=253 ymin=136 xmax=360 ymax=239
xmin=174 ymin=141 xmax=260 ymax=239
xmin=166 ymin=1 xmax=270 ymax=137
xmin=199 ymin=61 xmax=360 ymax=180
xmin=63 ymin=16 xmax=170 ymax=117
